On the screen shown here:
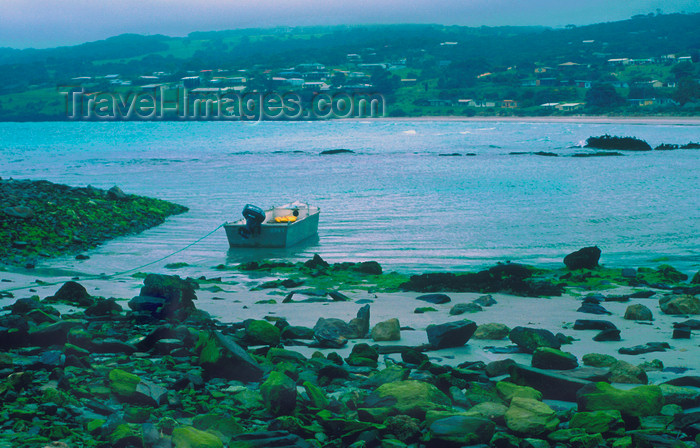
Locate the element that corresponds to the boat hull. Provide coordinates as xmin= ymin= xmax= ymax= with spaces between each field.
xmin=224 ymin=205 xmax=320 ymax=248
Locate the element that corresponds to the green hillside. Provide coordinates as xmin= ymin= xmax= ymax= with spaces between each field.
xmin=0 ymin=13 xmax=698 ymax=120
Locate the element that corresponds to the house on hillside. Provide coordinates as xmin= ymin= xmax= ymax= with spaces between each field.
xmin=500 ymin=100 xmax=518 ymax=108
xmin=555 ymin=102 xmax=584 ymax=111
xmin=575 ymin=80 xmax=593 ymax=88
xmin=427 ymin=99 xmax=453 ymax=107
xmin=607 ymin=58 xmax=630 ymax=66
xmin=182 ymin=77 xmax=201 ymax=89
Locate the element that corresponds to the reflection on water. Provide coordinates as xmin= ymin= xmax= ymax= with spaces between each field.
xmin=225 ymin=236 xmax=321 ymax=265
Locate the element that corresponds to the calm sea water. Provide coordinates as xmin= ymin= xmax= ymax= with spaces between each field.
xmin=1 ymin=120 xmax=698 ymax=275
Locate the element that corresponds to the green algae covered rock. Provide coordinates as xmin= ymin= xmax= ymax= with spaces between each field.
xmin=109 ymin=423 xmax=144 ymax=448
xmin=576 ymin=382 xmax=663 ymax=417
xmin=569 ymin=409 xmax=625 ymax=435
xmin=582 ymin=353 xmax=617 ymax=367
xmin=172 ymin=426 xmax=224 ymax=448
xmin=245 ymin=319 xmax=281 ymax=346
xmin=260 ymin=371 xmax=297 ymax=415
xmin=504 ymin=397 xmax=559 ymax=436
xmin=531 ymin=347 xmax=578 ymax=370
xmin=429 ymin=415 xmax=495 ymax=445
xmin=196 ymin=330 xmax=264 ymax=382
xmin=109 ymin=368 xmax=141 ymax=398
xmin=303 ymin=380 xmax=329 ymax=408
xmin=496 ymin=381 xmax=543 ymax=403
xmin=376 ymin=380 xmax=451 ymax=418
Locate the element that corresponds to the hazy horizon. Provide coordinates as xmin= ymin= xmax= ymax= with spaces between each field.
xmin=1 ymin=0 xmax=699 ymax=50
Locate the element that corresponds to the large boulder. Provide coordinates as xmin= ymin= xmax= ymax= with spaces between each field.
xmin=196 ymin=331 xmax=264 ymax=382
xmin=429 ymin=416 xmax=495 ymax=445
xmin=659 ymin=295 xmax=700 ymax=315
xmin=607 ymin=360 xmax=648 ymax=384
xmin=313 ymin=318 xmax=354 ymax=347
xmin=624 ymin=304 xmax=653 ymax=321
xmin=504 ymin=397 xmax=559 ymax=436
xmin=509 ymin=364 xmax=592 ymax=402
xmin=473 ymin=322 xmax=510 ymax=340
xmin=375 ymin=381 xmax=451 ymax=418
xmin=245 ymin=320 xmax=281 ymax=346
xmin=508 ymin=327 xmax=561 ymax=353
xmin=45 ymin=281 xmax=94 ymax=307
xmin=371 ymin=318 xmax=401 ymax=342
xmin=564 ymin=246 xmax=601 ymax=270
xmin=348 ymin=304 xmax=370 ymax=338
xmin=130 ymin=274 xmax=197 ymax=320
xmin=576 ymin=382 xmax=663 ymax=417
xmin=426 ymin=320 xmax=477 ymax=349
xmin=260 ymin=371 xmax=297 ymax=415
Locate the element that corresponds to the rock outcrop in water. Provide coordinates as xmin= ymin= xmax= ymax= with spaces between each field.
xmin=0 ymin=178 xmax=188 ymax=267
xmin=584 ymin=135 xmax=652 ymax=151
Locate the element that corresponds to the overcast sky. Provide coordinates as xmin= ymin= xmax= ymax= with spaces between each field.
xmin=2 ymin=0 xmax=699 ymax=49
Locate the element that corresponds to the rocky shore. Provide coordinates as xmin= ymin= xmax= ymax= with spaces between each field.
xmin=1 ymin=248 xmax=699 ymax=448
xmin=0 ymin=179 xmax=188 ymax=268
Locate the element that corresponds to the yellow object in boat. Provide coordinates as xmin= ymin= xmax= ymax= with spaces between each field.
xmin=275 ymin=215 xmax=297 ymax=223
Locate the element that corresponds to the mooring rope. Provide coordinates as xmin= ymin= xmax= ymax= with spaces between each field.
xmin=0 ymin=223 xmax=226 ymax=294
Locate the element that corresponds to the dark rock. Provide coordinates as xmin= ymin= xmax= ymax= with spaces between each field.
xmin=0 ymin=315 xmax=29 ymax=348
xmin=92 ymin=338 xmax=137 ymax=354
xmin=430 ymin=416 xmax=495 ymax=445
xmin=564 ymin=246 xmax=601 ymax=270
xmin=37 ymin=350 xmax=65 ymax=369
xmin=531 ymin=347 xmax=578 ymax=370
xmin=304 ymin=254 xmax=330 ymax=269
xmin=29 ymin=320 xmax=84 ymax=346
xmin=313 ymin=318 xmax=354 ymax=347
xmin=663 ymin=376 xmax=700 ymax=388
xmin=328 ymin=290 xmax=351 ymax=301
xmin=416 ymin=293 xmax=451 ymax=304
xmin=618 ymin=342 xmax=670 ymax=355
xmin=346 ymin=343 xmax=379 ymax=367
xmin=573 ymin=320 xmax=617 ymax=331
xmin=348 ymin=304 xmax=370 ymax=338
xmin=426 ymin=320 xmax=477 ymax=349
xmin=508 ymin=327 xmax=561 ymax=354
xmin=320 ymin=149 xmax=354 ymax=155
xmin=630 ymin=290 xmax=656 ymax=298
xmin=473 ymin=294 xmax=497 ymax=306
xmin=673 ymin=319 xmax=700 ymax=329
xmin=672 ymin=327 xmax=691 ymax=339
xmin=136 ymin=325 xmax=194 ymax=352
xmin=128 ymin=295 xmax=166 ymax=314
xmin=353 ymin=261 xmax=382 ymax=275
xmin=197 ymin=331 xmax=264 ymax=382
xmin=136 ymin=273 xmax=197 ymax=320
xmin=85 ymin=298 xmax=123 ymax=316
xmin=509 ymin=364 xmax=591 ymax=402
xmin=577 ymin=302 xmax=611 ymax=315
xmin=401 ymin=349 xmax=429 ymax=366
xmin=585 ymin=135 xmax=652 ymax=151
xmin=486 ymin=359 xmax=516 ymax=377
xmin=593 ymin=329 xmax=621 ymax=341
xmin=45 ymin=281 xmax=94 ymax=307
xmin=281 ymin=325 xmax=314 ymax=340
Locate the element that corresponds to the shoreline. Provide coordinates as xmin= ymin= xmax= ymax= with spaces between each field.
xmin=362 ymin=115 xmax=700 ymax=125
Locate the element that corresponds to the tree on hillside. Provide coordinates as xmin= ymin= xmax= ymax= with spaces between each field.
xmin=585 ymin=83 xmax=625 ymax=109
xmin=673 ymin=77 xmax=700 ymax=105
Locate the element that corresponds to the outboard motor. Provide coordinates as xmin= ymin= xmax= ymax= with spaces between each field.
xmin=239 ymin=204 xmax=265 ymax=239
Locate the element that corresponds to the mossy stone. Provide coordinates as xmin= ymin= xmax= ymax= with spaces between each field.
xmin=245 ymin=320 xmax=281 ymax=346
xmin=108 ymin=368 xmax=141 ymax=398
xmin=303 ymin=380 xmax=329 ymax=408
xmin=172 ymin=426 xmax=224 ymax=448
xmin=375 ymin=380 xmax=451 ymax=418
xmin=582 ymin=353 xmax=617 ymax=367
xmin=109 ymin=424 xmax=144 ymax=448
xmin=569 ymin=409 xmax=624 ymax=435
xmin=531 ymin=347 xmax=578 ymax=370
xmin=260 ymin=371 xmax=297 ymax=415
xmin=429 ymin=415 xmax=496 ymax=445
xmin=496 ymin=381 xmax=543 ymax=403
xmin=504 ymin=397 xmax=560 ymax=436
xmin=576 ymin=382 xmax=663 ymax=417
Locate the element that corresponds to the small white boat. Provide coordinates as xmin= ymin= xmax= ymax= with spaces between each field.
xmin=224 ymin=201 xmax=320 ymax=248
